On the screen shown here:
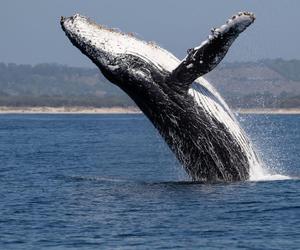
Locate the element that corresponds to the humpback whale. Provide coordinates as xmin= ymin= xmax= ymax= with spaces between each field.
xmin=61 ymin=12 xmax=261 ymax=182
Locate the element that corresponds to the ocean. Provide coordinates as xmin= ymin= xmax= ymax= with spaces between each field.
xmin=0 ymin=114 xmax=299 ymax=249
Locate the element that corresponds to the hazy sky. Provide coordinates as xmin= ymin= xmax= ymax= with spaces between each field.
xmin=1 ymin=0 xmax=299 ymax=67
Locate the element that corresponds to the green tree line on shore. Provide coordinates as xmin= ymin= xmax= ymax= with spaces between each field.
xmin=0 ymin=59 xmax=299 ymax=108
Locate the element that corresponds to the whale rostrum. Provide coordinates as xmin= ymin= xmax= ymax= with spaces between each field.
xmin=61 ymin=12 xmax=261 ymax=182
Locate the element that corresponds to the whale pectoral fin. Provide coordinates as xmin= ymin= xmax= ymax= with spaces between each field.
xmin=170 ymin=12 xmax=255 ymax=87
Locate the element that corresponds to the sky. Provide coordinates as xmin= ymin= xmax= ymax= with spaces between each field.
xmin=1 ymin=0 xmax=299 ymax=67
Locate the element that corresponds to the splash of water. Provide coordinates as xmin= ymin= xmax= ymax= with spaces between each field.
xmin=249 ymin=162 xmax=291 ymax=182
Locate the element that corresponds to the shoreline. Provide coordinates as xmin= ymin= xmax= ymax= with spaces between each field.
xmin=0 ymin=106 xmax=141 ymax=114
xmin=0 ymin=106 xmax=299 ymax=114
xmin=235 ymin=108 xmax=300 ymax=114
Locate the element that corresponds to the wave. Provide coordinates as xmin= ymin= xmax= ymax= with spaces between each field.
xmin=65 ymin=175 xmax=133 ymax=183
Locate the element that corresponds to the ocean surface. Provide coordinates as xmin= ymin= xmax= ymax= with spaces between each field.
xmin=0 ymin=114 xmax=299 ymax=249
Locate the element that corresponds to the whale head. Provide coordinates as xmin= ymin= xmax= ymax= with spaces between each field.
xmin=60 ymin=15 xmax=125 ymax=80
xmin=60 ymin=14 xmax=177 ymax=92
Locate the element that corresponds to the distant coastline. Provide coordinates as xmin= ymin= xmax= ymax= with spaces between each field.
xmin=0 ymin=106 xmax=300 ymax=114
xmin=236 ymin=108 xmax=300 ymax=114
xmin=1 ymin=60 xmax=300 ymax=111
xmin=0 ymin=106 xmax=140 ymax=114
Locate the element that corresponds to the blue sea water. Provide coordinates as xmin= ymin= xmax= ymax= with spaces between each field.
xmin=0 ymin=114 xmax=299 ymax=249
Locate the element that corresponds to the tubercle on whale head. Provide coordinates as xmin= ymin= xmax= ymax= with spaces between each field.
xmin=60 ymin=14 xmax=126 ymax=80
xmin=60 ymin=14 xmax=163 ymax=89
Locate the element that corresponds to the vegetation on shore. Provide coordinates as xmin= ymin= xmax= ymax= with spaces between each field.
xmin=0 ymin=59 xmax=299 ymax=109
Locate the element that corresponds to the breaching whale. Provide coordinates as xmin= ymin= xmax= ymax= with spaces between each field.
xmin=61 ymin=12 xmax=261 ymax=182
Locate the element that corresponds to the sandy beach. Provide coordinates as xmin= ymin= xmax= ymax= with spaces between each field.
xmin=0 ymin=106 xmax=299 ymax=114
xmin=235 ymin=108 xmax=300 ymax=115
xmin=0 ymin=106 xmax=141 ymax=114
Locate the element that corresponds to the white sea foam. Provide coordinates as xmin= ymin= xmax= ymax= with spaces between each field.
xmin=249 ymin=163 xmax=291 ymax=181
xmin=250 ymin=173 xmax=292 ymax=181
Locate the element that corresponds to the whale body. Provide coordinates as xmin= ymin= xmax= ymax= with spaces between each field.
xmin=61 ymin=12 xmax=261 ymax=182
